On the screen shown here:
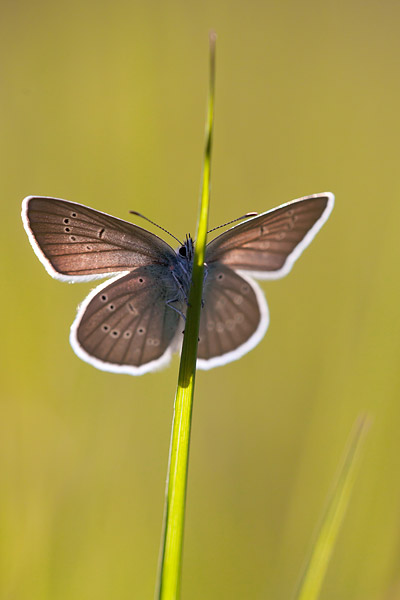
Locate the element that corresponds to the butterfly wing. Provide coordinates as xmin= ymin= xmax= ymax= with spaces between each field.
xmin=70 ymin=265 xmax=183 ymax=374
xmin=205 ymin=193 xmax=334 ymax=279
xmin=198 ymin=193 xmax=334 ymax=368
xmin=22 ymin=196 xmax=176 ymax=282
xmin=197 ymin=264 xmax=269 ymax=369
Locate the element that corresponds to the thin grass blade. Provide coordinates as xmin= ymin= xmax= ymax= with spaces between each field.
xmin=294 ymin=414 xmax=370 ymax=600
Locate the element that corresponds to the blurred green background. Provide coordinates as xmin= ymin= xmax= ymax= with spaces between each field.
xmin=2 ymin=0 xmax=400 ymax=598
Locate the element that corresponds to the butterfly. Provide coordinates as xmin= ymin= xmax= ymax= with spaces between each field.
xmin=21 ymin=193 xmax=334 ymax=374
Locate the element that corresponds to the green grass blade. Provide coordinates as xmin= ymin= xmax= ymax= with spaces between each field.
xmin=156 ymin=31 xmax=217 ymax=600
xmin=294 ymin=414 xmax=370 ymax=600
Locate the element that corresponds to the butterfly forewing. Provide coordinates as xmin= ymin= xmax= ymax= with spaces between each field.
xmin=205 ymin=194 xmax=334 ymax=279
xmin=71 ymin=266 xmax=182 ymax=374
xmin=22 ymin=196 xmax=176 ymax=281
xmin=197 ymin=264 xmax=269 ymax=369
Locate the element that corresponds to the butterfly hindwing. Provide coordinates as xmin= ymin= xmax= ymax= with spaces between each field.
xmin=205 ymin=193 xmax=334 ymax=279
xmin=197 ymin=264 xmax=269 ymax=369
xmin=70 ymin=265 xmax=183 ymax=374
xmin=22 ymin=196 xmax=176 ymax=281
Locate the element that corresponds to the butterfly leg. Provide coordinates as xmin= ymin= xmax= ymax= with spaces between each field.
xmin=165 ymin=298 xmax=186 ymax=321
xmin=170 ymin=270 xmax=190 ymax=304
xmin=201 ymin=264 xmax=208 ymax=308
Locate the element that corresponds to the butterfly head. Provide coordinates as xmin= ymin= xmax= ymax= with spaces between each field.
xmin=178 ymin=234 xmax=194 ymax=263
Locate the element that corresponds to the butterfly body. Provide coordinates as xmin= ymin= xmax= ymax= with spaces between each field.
xmin=169 ymin=234 xmax=199 ymax=307
xmin=22 ymin=193 xmax=334 ymax=374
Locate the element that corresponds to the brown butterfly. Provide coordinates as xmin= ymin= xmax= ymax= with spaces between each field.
xmin=22 ymin=193 xmax=334 ymax=374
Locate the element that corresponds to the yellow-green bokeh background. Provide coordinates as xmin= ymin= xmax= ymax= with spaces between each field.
xmin=2 ymin=1 xmax=400 ymax=598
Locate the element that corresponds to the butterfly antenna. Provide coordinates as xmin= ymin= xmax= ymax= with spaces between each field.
xmin=207 ymin=212 xmax=258 ymax=234
xmin=129 ymin=211 xmax=183 ymax=245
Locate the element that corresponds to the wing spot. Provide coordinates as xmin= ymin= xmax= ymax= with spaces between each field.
xmin=100 ymin=294 xmax=108 ymax=302
xmin=64 ymin=227 xmax=71 ymax=233
xmin=71 ymin=212 xmax=77 ymax=218
xmin=261 ymin=226 xmax=270 ymax=234
xmin=277 ymin=232 xmax=286 ymax=240
xmin=111 ymin=329 xmax=120 ymax=337
xmin=98 ymin=228 xmax=105 ymax=238
xmin=108 ymin=304 xmax=115 ymax=311
xmin=137 ymin=327 xmax=145 ymax=335
xmin=138 ymin=277 xmax=145 ymax=284
xmin=124 ymin=330 xmax=132 ymax=338
xmin=233 ymin=295 xmax=243 ymax=305
xmin=241 ymin=284 xmax=249 ymax=294
xmin=225 ymin=319 xmax=235 ymax=331
xmin=102 ymin=324 xmax=110 ymax=332
xmin=69 ymin=235 xmax=76 ymax=241
xmin=86 ymin=245 xmax=92 ymax=251
xmin=63 ymin=218 xmax=70 ymax=224
xmin=217 ymin=273 xmax=224 ymax=281
xmin=127 ymin=303 xmax=137 ymax=314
